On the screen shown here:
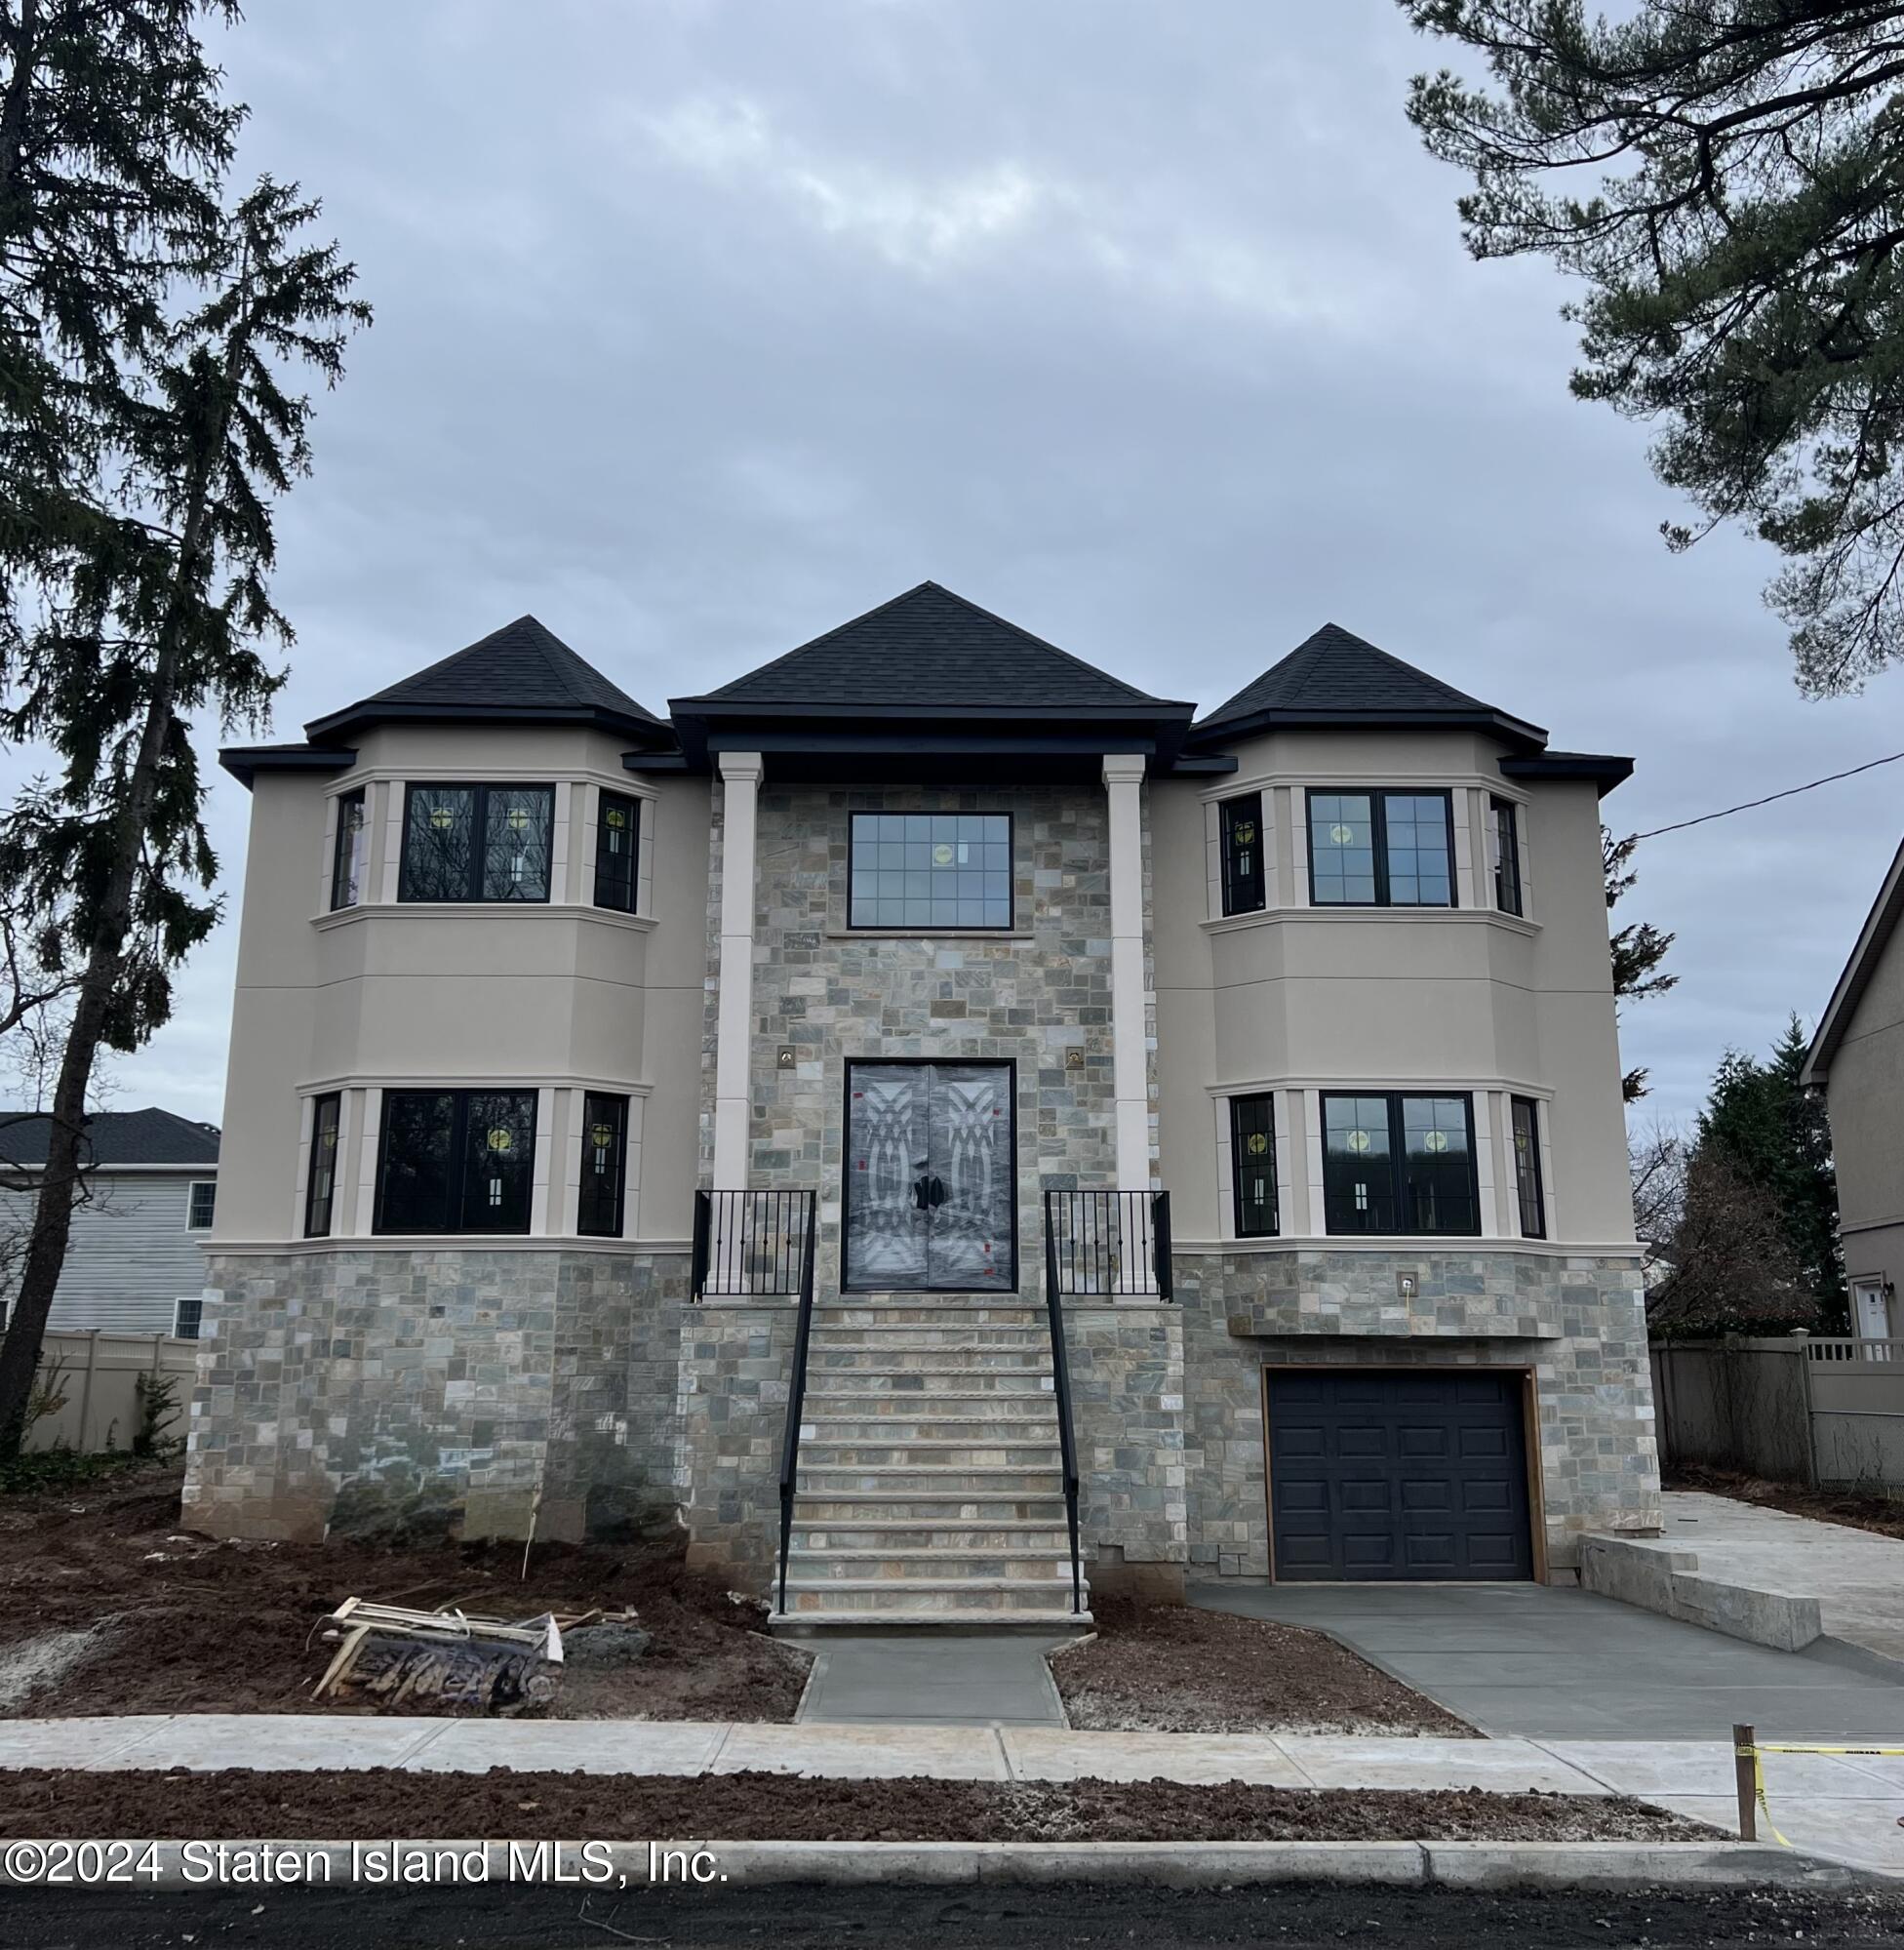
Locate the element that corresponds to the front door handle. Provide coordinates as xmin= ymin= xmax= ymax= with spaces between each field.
xmin=928 ymin=1175 xmax=946 ymax=1209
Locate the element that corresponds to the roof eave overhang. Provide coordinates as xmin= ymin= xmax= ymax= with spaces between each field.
xmin=1804 ymin=835 xmax=1904 ymax=1086
xmin=1184 ymin=706 xmax=1549 ymax=752
xmin=1498 ymin=751 xmax=1635 ymax=796
xmin=301 ymin=701 xmax=677 ymax=748
xmin=218 ymin=744 xmax=358 ymax=790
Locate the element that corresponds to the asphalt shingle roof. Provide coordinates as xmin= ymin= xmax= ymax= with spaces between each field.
xmin=1196 ymin=622 xmax=1500 ymax=732
xmin=691 ymin=582 xmax=1178 ymax=710
xmin=306 ymin=616 xmax=664 ymax=738
xmin=0 ymin=1106 xmax=220 ymax=1168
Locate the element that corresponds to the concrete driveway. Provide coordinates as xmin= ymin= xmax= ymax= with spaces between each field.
xmin=1191 ymin=1579 xmax=1904 ymax=1741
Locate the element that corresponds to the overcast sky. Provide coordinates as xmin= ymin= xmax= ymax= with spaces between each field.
xmin=54 ymin=0 xmax=1904 ymax=1133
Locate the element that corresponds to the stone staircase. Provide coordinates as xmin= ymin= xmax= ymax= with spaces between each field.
xmin=771 ymin=1298 xmax=1091 ymax=1626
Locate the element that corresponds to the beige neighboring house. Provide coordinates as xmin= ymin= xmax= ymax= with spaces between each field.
xmin=0 ymin=1107 xmax=220 ymax=1336
xmin=186 ymin=584 xmax=1655 ymax=1619
xmin=1805 ymin=836 xmax=1904 ymax=1345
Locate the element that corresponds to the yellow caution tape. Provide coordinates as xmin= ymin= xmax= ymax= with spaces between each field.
xmin=1747 ymin=1747 xmax=1793 ymax=1849
xmin=1732 ymin=1737 xmax=1904 ymax=1850
xmin=1753 ymin=1743 xmax=1904 ymax=1757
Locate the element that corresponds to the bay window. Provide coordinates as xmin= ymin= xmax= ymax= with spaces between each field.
xmin=1511 ymin=1094 xmax=1546 ymax=1239
xmin=594 ymin=791 xmax=640 ymax=913
xmin=1321 ymin=1092 xmax=1479 ymax=1236
xmin=577 ymin=1091 xmax=628 ymax=1238
xmin=1490 ymin=796 xmax=1524 ymax=917
xmin=1218 ymin=792 xmax=1266 ymax=915
xmin=399 ymin=783 xmax=554 ymax=903
xmin=330 ymin=789 xmax=367 ymax=910
xmin=375 ymin=1090 xmax=536 ymax=1234
xmin=1229 ymin=1092 xmax=1279 ymax=1236
xmin=1307 ymin=790 xmax=1454 ymax=907
xmin=304 ymin=1093 xmax=341 ymax=1238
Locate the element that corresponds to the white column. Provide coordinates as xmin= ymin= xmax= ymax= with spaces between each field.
xmin=1103 ymin=754 xmax=1150 ymax=1190
xmin=712 ymin=751 xmax=763 ymax=1188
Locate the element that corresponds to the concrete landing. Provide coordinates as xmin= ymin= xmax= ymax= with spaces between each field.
xmin=794 ymin=1629 xmax=1072 ymax=1726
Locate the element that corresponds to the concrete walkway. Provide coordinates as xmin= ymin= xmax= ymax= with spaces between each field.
xmin=1194 ymin=1579 xmax=1904 ymax=1740
xmin=794 ymin=1630 xmax=1070 ymax=1726
xmin=4 ymin=1715 xmax=1903 ymax=1872
xmin=1650 ymin=1491 xmax=1904 ymax=1666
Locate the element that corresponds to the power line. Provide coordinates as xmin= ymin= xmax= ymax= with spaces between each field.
xmin=1630 ymin=748 xmax=1904 ymax=841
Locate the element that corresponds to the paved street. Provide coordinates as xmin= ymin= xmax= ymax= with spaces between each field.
xmin=1194 ymin=1580 xmax=1904 ymax=1741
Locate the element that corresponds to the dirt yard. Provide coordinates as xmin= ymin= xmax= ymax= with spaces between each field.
xmin=1665 ymin=1464 xmax=1904 ymax=1542
xmin=1051 ymin=1596 xmax=1474 ymax=1736
xmin=0 ymin=1766 xmax=1708 ymax=1843
xmin=0 ymin=1464 xmax=809 ymax=1722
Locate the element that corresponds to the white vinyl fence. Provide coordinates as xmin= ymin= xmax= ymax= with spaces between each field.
xmin=26 ymin=1329 xmax=200 ymax=1453
xmin=1650 ymin=1335 xmax=1904 ymax=1492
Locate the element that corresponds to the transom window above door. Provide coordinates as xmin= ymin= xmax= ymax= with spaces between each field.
xmin=399 ymin=783 xmax=555 ymax=903
xmin=1307 ymin=790 xmax=1455 ymax=907
xmin=849 ymin=813 xmax=1012 ymax=930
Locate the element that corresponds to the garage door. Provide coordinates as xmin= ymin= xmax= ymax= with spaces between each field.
xmin=1266 ymin=1369 xmax=1532 ymax=1581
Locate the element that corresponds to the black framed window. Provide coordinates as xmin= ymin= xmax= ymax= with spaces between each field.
xmin=1511 ymin=1094 xmax=1546 ymax=1239
xmin=375 ymin=1089 xmax=536 ymax=1234
xmin=594 ymin=791 xmax=640 ymax=913
xmin=186 ymin=1181 xmax=217 ymax=1230
xmin=1490 ymin=796 xmax=1524 ymax=917
xmin=304 ymin=1092 xmax=341 ymax=1239
xmin=848 ymin=813 xmax=1012 ymax=930
xmin=173 ymin=1297 xmax=203 ymax=1338
xmin=1321 ymin=1092 xmax=1479 ymax=1237
xmin=398 ymin=783 xmax=554 ymax=903
xmin=1307 ymin=790 xmax=1454 ymax=907
xmin=577 ymin=1091 xmax=628 ymax=1238
xmin=1230 ymin=1093 xmax=1279 ymax=1237
xmin=330 ymin=788 xmax=368 ymax=911
xmin=1219 ymin=792 xmax=1266 ymax=916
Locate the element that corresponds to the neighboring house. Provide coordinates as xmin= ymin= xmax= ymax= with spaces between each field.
xmin=1804 ymin=836 xmax=1904 ymax=1344
xmin=0 ymin=1107 xmax=220 ymax=1336
xmin=187 ymin=584 xmax=1655 ymax=1616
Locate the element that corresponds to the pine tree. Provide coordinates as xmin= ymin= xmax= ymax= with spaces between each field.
xmin=1400 ymin=2 xmax=1904 ymax=692
xmin=1604 ymin=828 xmax=1677 ymax=1101
xmin=0 ymin=179 xmax=369 ymax=1453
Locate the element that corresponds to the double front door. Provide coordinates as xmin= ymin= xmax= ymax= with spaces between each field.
xmin=844 ymin=1061 xmax=1014 ymax=1292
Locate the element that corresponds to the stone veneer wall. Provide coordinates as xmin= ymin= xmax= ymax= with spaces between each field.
xmin=181 ymin=1249 xmax=692 ymax=1545
xmin=702 ymin=782 xmax=1137 ymax=1293
xmin=1174 ymin=1247 xmax=1660 ymax=1577
xmin=675 ymin=1301 xmax=800 ymax=1581
xmin=1067 ymin=1302 xmax=1188 ymax=1598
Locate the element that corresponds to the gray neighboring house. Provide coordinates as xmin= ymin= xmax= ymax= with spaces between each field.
xmin=0 ymin=1107 xmax=220 ymax=1336
xmin=188 ymin=584 xmax=1656 ymax=1618
xmin=1805 ymin=836 xmax=1904 ymax=1343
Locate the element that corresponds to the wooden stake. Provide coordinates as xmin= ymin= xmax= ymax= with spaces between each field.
xmin=1733 ymin=1722 xmax=1757 ymax=1842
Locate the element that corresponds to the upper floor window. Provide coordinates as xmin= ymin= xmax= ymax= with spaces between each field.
xmin=1321 ymin=1092 xmax=1478 ymax=1236
xmin=1229 ymin=1093 xmax=1279 ymax=1237
xmin=1219 ymin=792 xmax=1266 ymax=916
xmin=375 ymin=1089 xmax=536 ymax=1234
xmin=304 ymin=1092 xmax=341 ymax=1239
xmin=849 ymin=813 xmax=1012 ymax=930
xmin=577 ymin=1091 xmax=628 ymax=1238
xmin=330 ymin=789 xmax=367 ymax=911
xmin=186 ymin=1181 xmax=217 ymax=1230
xmin=1510 ymin=1094 xmax=1546 ymax=1239
xmin=398 ymin=783 xmax=554 ymax=903
xmin=594 ymin=791 xmax=640 ymax=913
xmin=1307 ymin=790 xmax=1454 ymax=907
xmin=1489 ymin=796 xmax=1524 ymax=917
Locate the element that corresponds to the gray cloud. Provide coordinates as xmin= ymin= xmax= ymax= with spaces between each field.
xmin=47 ymin=0 xmax=1900 ymax=1131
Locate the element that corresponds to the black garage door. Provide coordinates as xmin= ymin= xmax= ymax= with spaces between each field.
xmin=1266 ymin=1369 xmax=1532 ymax=1581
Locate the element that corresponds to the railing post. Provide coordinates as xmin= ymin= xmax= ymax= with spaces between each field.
xmin=691 ymin=1190 xmax=711 ymax=1301
xmin=1152 ymin=1190 xmax=1172 ymax=1301
xmin=775 ymin=1189 xmax=818 ymax=1618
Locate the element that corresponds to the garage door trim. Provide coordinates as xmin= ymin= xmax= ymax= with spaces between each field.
xmin=1259 ymin=1363 xmax=1548 ymax=1584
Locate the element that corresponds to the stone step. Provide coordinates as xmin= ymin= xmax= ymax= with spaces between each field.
xmin=771 ymin=1608 xmax=1091 ymax=1629
xmin=802 ymin=1371 xmax=1052 ymax=1396
xmin=786 ymin=1547 xmax=1075 ymax=1580
xmin=809 ymin=1346 xmax=1051 ymax=1373
xmin=794 ymin=1493 xmax=1070 ymax=1522
xmin=801 ymin=1440 xmax=1062 ymax=1469
xmin=801 ymin=1414 xmax=1058 ymax=1444
xmin=809 ymin=1324 xmax=1048 ymax=1344
xmin=797 ymin=1465 xmax=1067 ymax=1494
xmin=789 ymin=1522 xmax=1074 ymax=1551
xmin=777 ymin=1575 xmax=1086 ymax=1616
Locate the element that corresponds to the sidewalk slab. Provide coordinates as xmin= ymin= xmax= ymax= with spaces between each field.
xmin=1537 ymin=1738 xmax=1902 ymax=1800
xmin=0 ymin=1717 xmax=174 ymax=1771
xmin=1652 ymin=1795 xmax=1904 ymax=1875
xmin=795 ymin=1632 xmax=1068 ymax=1727
xmin=710 ymin=1722 xmax=1010 ymax=1780
xmin=99 ymin=1714 xmax=441 ymax=1772
xmin=408 ymin=1719 xmax=727 ymax=1775
xmin=1273 ymin=1735 xmax=1599 ymax=1795
xmin=1000 ymin=1728 xmax=1313 ymax=1786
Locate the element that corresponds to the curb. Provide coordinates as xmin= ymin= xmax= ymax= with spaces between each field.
xmin=0 ymin=1838 xmax=1881 ymax=1890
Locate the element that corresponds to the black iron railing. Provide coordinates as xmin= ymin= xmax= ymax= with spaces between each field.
xmin=775 ymin=1192 xmax=820 ymax=1616
xmin=1043 ymin=1189 xmax=1173 ymax=1300
xmin=1042 ymin=1207 xmax=1086 ymax=1614
xmin=692 ymin=1188 xmax=815 ymax=1299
